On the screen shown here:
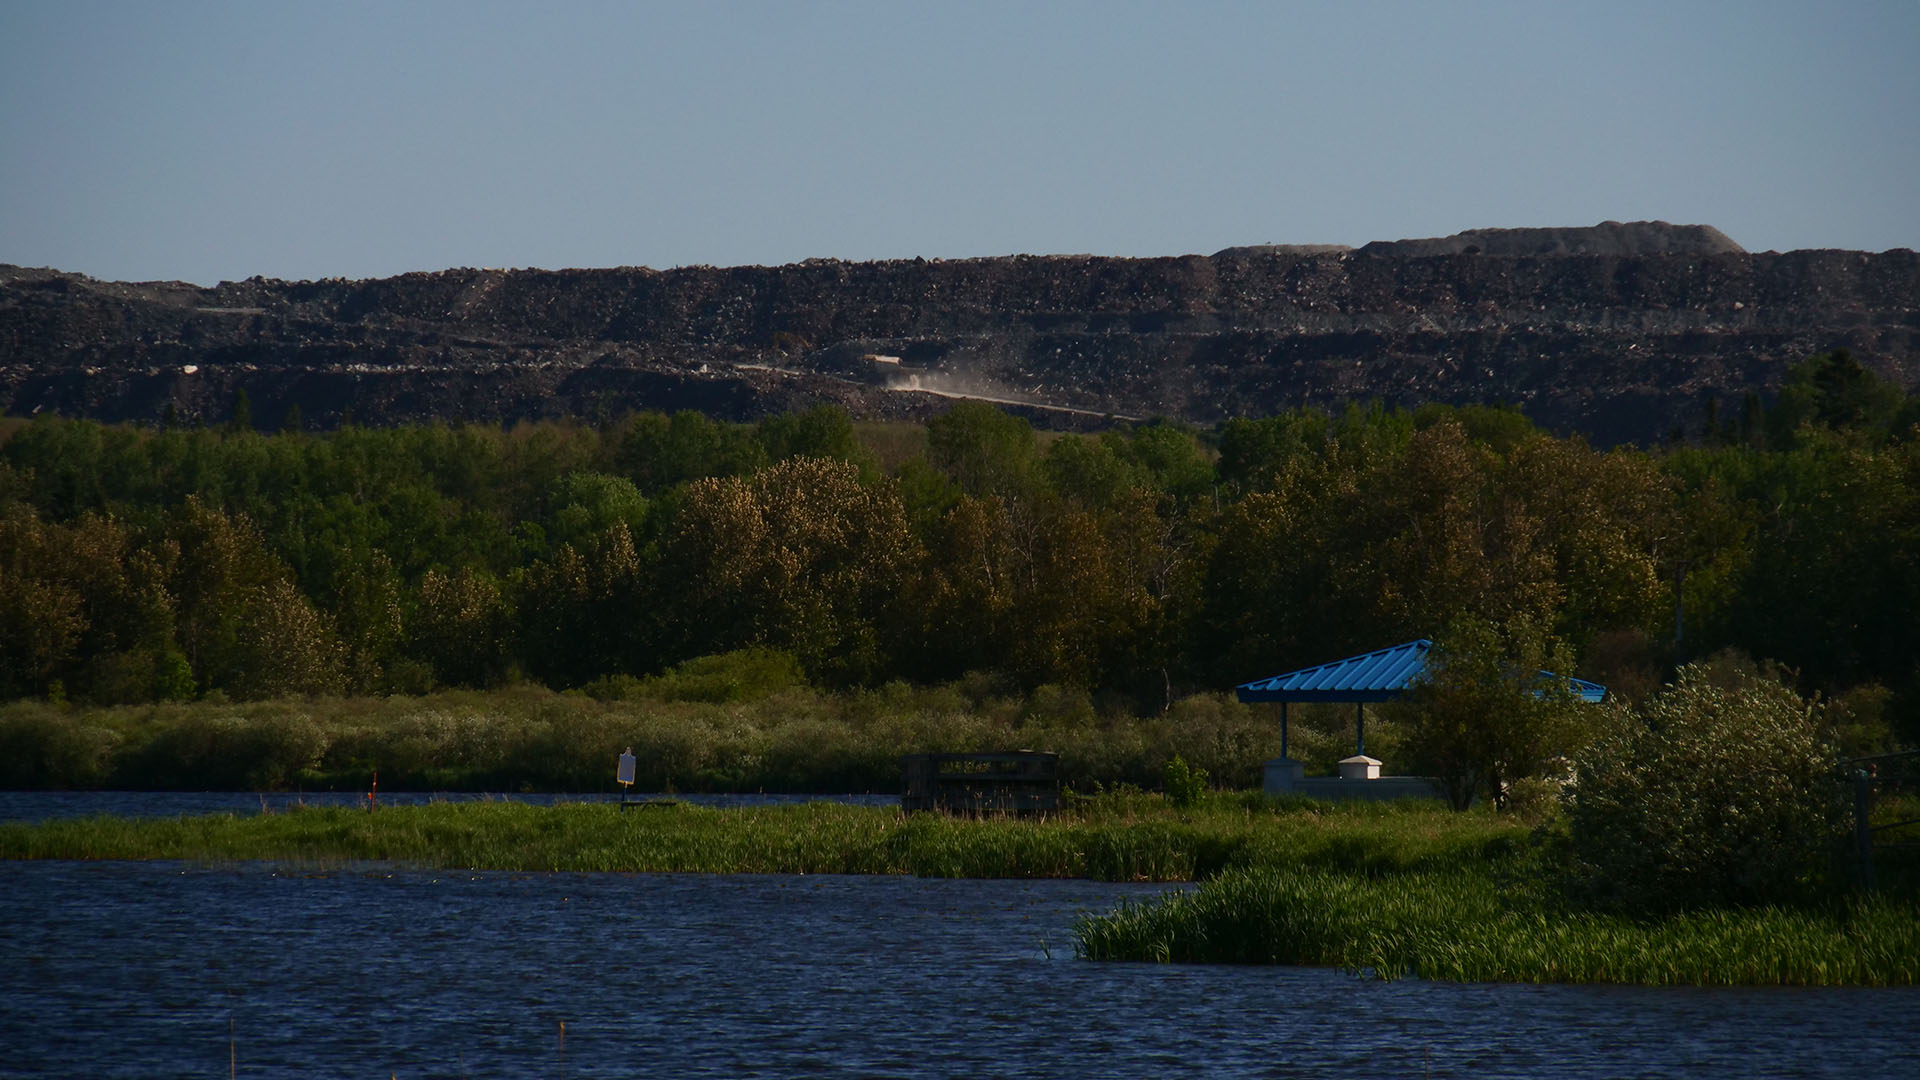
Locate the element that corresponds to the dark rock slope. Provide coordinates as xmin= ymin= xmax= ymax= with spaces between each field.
xmin=3 ymin=222 xmax=1915 ymax=445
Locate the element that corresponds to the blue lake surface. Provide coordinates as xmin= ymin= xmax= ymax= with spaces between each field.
xmin=2 ymin=859 xmax=1917 ymax=1078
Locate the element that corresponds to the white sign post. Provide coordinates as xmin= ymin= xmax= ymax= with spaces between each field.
xmin=617 ymin=747 xmax=637 ymax=809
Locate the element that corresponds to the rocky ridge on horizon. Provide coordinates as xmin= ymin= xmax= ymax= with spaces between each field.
xmin=2 ymin=222 xmax=1916 ymax=445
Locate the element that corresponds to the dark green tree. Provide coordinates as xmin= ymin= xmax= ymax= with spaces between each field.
xmin=926 ymin=402 xmax=1039 ymax=499
xmin=410 ymin=566 xmax=512 ymax=688
xmin=518 ymin=523 xmax=649 ymax=688
xmin=612 ymin=411 xmax=766 ymax=494
xmin=227 ymin=388 xmax=254 ymax=433
xmin=755 ymin=406 xmax=869 ymax=471
xmin=1394 ymin=617 xmax=1589 ymax=811
xmin=1766 ymin=349 xmax=1906 ymax=448
xmin=661 ymin=458 xmax=914 ymax=685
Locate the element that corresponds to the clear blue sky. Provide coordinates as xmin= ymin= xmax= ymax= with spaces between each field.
xmin=4 ymin=1 xmax=1916 ymax=285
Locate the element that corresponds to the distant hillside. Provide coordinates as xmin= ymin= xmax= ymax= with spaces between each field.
xmin=3 ymin=221 xmax=1916 ymax=444
xmin=1355 ymin=221 xmax=1744 ymax=257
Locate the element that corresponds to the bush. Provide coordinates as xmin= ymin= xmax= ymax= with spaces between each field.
xmin=119 ymin=712 xmax=329 ymax=790
xmin=1026 ymin=683 xmax=1097 ymax=727
xmin=1826 ymin=682 xmax=1895 ymax=759
xmin=1562 ymin=665 xmax=1846 ymax=911
xmin=0 ymin=708 xmax=120 ymax=788
xmin=1162 ymin=754 xmax=1208 ymax=809
xmin=1500 ymin=771 xmax=1567 ymax=823
xmin=635 ymin=648 xmax=808 ymax=703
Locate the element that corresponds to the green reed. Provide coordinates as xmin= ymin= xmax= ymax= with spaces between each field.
xmin=0 ymin=795 xmax=1515 ymax=879
xmin=1073 ymin=865 xmax=1920 ymax=986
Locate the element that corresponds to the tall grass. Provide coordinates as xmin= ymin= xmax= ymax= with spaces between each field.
xmin=0 ymin=683 xmax=1378 ymax=794
xmin=1073 ymin=865 xmax=1920 ymax=986
xmin=0 ymin=795 xmax=1513 ymax=879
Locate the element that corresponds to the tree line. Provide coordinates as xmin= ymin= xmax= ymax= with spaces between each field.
xmin=0 ymin=350 xmax=1914 ymax=748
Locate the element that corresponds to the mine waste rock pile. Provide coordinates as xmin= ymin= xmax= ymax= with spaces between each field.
xmin=2 ymin=221 xmax=1915 ymax=445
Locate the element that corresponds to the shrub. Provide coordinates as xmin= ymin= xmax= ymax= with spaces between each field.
xmin=1562 ymin=665 xmax=1846 ymax=910
xmin=1826 ymin=682 xmax=1895 ymax=759
xmin=1500 ymin=771 xmax=1566 ymax=823
xmin=119 ymin=712 xmax=328 ymax=790
xmin=576 ymin=674 xmax=646 ymax=702
xmin=1026 ymin=683 xmax=1096 ymax=727
xmin=0 ymin=708 xmax=120 ymax=788
xmin=1162 ymin=754 xmax=1208 ymax=809
xmin=635 ymin=648 xmax=807 ymax=703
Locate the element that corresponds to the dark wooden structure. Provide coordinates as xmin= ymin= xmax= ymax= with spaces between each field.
xmin=1844 ymin=749 xmax=1920 ymax=889
xmin=900 ymin=751 xmax=1060 ymax=817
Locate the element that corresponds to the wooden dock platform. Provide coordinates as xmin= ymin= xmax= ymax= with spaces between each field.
xmin=900 ymin=751 xmax=1060 ymax=817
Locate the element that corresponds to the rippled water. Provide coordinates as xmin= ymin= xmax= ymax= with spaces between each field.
xmin=0 ymin=790 xmax=896 ymax=823
xmin=3 ymin=861 xmax=1916 ymax=1078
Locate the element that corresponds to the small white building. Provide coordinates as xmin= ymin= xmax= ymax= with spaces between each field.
xmin=1337 ymin=755 xmax=1382 ymax=781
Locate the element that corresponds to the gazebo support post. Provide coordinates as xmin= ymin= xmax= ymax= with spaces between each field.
xmin=1280 ymin=702 xmax=1289 ymax=760
xmin=1356 ymin=702 xmax=1365 ymax=757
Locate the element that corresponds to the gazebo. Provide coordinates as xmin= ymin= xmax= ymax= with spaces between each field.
xmin=1234 ymin=639 xmax=1605 ymax=792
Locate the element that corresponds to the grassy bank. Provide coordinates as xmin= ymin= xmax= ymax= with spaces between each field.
xmin=1073 ymin=865 xmax=1920 ymax=987
xmin=0 ymin=794 xmax=1502 ymax=880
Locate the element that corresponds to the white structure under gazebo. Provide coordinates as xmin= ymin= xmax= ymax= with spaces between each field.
xmin=1234 ymin=639 xmax=1605 ymax=801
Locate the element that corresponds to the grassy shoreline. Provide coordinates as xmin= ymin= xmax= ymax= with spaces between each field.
xmin=0 ymin=795 xmax=1507 ymax=880
xmin=1074 ymin=866 xmax=1920 ymax=987
xmin=6 ymin=796 xmax=1912 ymax=987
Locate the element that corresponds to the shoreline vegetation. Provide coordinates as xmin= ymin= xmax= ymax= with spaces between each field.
xmin=0 ymin=678 xmax=1369 ymax=795
xmin=0 ymin=793 xmax=1497 ymax=879
xmin=1074 ymin=866 xmax=1919 ymax=987
xmin=3 ymin=795 xmax=1914 ymax=988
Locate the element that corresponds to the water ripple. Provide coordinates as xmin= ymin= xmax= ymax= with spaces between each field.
xmin=0 ymin=862 xmax=1914 ymax=1078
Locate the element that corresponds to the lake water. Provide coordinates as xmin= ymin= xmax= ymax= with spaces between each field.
xmin=3 ymin=859 xmax=1916 ymax=1078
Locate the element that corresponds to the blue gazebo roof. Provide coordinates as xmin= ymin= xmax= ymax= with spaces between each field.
xmin=1234 ymin=639 xmax=1606 ymax=704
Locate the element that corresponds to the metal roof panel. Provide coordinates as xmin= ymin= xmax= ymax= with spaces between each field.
xmin=1235 ymin=640 xmax=1434 ymax=702
xmin=1235 ymin=639 xmax=1607 ymax=704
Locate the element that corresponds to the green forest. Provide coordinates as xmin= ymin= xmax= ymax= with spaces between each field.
xmin=1 ymin=348 xmax=1916 ymax=784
